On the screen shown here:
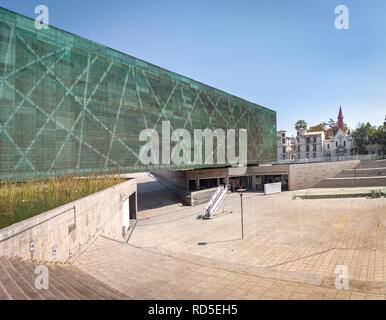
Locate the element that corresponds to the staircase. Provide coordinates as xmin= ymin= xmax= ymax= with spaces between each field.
xmin=315 ymin=159 xmax=386 ymax=188
xmin=0 ymin=256 xmax=127 ymax=300
xmin=202 ymin=184 xmax=230 ymax=219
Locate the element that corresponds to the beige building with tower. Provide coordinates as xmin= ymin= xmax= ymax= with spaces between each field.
xmin=278 ymin=107 xmax=356 ymax=163
xmin=295 ymin=107 xmax=354 ymax=161
xmin=277 ymin=130 xmax=296 ymax=161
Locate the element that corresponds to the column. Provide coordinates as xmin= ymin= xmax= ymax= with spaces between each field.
xmin=252 ymin=175 xmax=256 ymax=190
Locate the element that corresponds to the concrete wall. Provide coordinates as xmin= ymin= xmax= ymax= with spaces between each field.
xmin=151 ymin=171 xmax=190 ymax=204
xmin=190 ymin=187 xmax=219 ymax=206
xmin=247 ymin=164 xmax=289 ymax=176
xmin=153 ymin=171 xmax=187 ymax=189
xmin=288 ymin=160 xmax=360 ymax=190
xmin=154 ymin=170 xmax=229 ymax=205
xmin=0 ymin=178 xmax=136 ymax=263
xmin=186 ymin=168 xmax=228 ymax=180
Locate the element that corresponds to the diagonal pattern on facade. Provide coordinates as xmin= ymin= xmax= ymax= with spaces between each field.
xmin=0 ymin=7 xmax=276 ymax=180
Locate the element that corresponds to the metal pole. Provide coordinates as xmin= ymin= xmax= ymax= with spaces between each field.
xmin=237 ymin=188 xmax=246 ymax=240
xmin=240 ymin=193 xmax=244 ymax=239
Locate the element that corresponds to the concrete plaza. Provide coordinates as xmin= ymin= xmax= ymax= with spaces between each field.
xmin=74 ymin=173 xmax=386 ymax=300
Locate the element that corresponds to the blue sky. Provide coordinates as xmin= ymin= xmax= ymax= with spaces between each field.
xmin=2 ymin=0 xmax=385 ymax=136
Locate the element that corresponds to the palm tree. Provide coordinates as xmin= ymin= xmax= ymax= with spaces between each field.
xmin=294 ymin=120 xmax=307 ymax=130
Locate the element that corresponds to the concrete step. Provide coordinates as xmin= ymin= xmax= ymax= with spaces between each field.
xmin=22 ymin=260 xmax=71 ymax=299
xmin=51 ymin=264 xmax=113 ymax=300
xmin=9 ymin=258 xmax=57 ymax=300
xmin=0 ymin=281 xmax=10 ymax=300
xmin=314 ymin=160 xmax=386 ymax=188
xmin=1 ymin=257 xmax=44 ymax=300
xmin=337 ymin=168 xmax=386 ymax=178
xmin=25 ymin=261 xmax=80 ymax=299
xmin=0 ymin=257 xmax=29 ymax=299
xmin=316 ymin=177 xmax=386 ymax=188
xmin=0 ymin=256 xmax=128 ymax=300
xmin=46 ymin=264 xmax=93 ymax=300
xmin=65 ymin=265 xmax=127 ymax=300
xmin=356 ymin=159 xmax=386 ymax=169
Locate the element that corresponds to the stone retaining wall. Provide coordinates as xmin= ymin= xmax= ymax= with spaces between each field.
xmin=151 ymin=172 xmax=190 ymax=204
xmin=190 ymin=187 xmax=219 ymax=206
xmin=0 ymin=178 xmax=136 ymax=263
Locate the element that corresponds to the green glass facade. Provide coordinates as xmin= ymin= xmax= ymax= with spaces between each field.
xmin=0 ymin=7 xmax=276 ymax=180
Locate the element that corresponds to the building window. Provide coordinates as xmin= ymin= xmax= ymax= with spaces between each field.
xmin=282 ymin=154 xmax=286 ymax=160
xmin=297 ymin=137 xmax=299 ymax=143
xmin=189 ymin=180 xmax=196 ymax=191
xmin=313 ymin=153 xmax=316 ymax=158
xmin=282 ymin=139 xmax=285 ymax=144
xmin=344 ymin=141 xmax=346 ymax=147
xmin=336 ymin=142 xmax=338 ymax=147
xmin=298 ymin=146 xmax=300 ymax=152
xmin=306 ymin=145 xmax=309 ymax=152
xmin=313 ymin=137 xmax=316 ymax=143
xmin=306 ymin=137 xmax=310 ymax=143
xmin=306 ymin=153 xmax=309 ymax=158
xmin=313 ymin=144 xmax=316 ymax=151
xmin=200 ymin=178 xmax=218 ymax=190
xmin=282 ymin=147 xmax=286 ymax=153
xmin=328 ymin=144 xmax=330 ymax=149
xmin=282 ymin=133 xmax=285 ymax=137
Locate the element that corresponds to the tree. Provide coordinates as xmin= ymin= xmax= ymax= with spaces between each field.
xmin=352 ymin=122 xmax=375 ymax=154
xmin=327 ymin=118 xmax=336 ymax=129
xmin=352 ymin=121 xmax=386 ymax=155
xmin=324 ymin=117 xmax=348 ymax=137
xmin=325 ymin=122 xmax=348 ymax=137
xmin=307 ymin=122 xmax=327 ymax=134
xmin=370 ymin=121 xmax=386 ymax=153
xmin=295 ymin=120 xmax=307 ymax=131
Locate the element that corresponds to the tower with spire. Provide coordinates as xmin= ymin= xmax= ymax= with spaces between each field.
xmin=337 ymin=106 xmax=344 ymax=131
xmin=330 ymin=105 xmax=352 ymax=157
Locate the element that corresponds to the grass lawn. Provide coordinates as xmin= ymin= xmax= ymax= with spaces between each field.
xmin=0 ymin=176 xmax=126 ymax=229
